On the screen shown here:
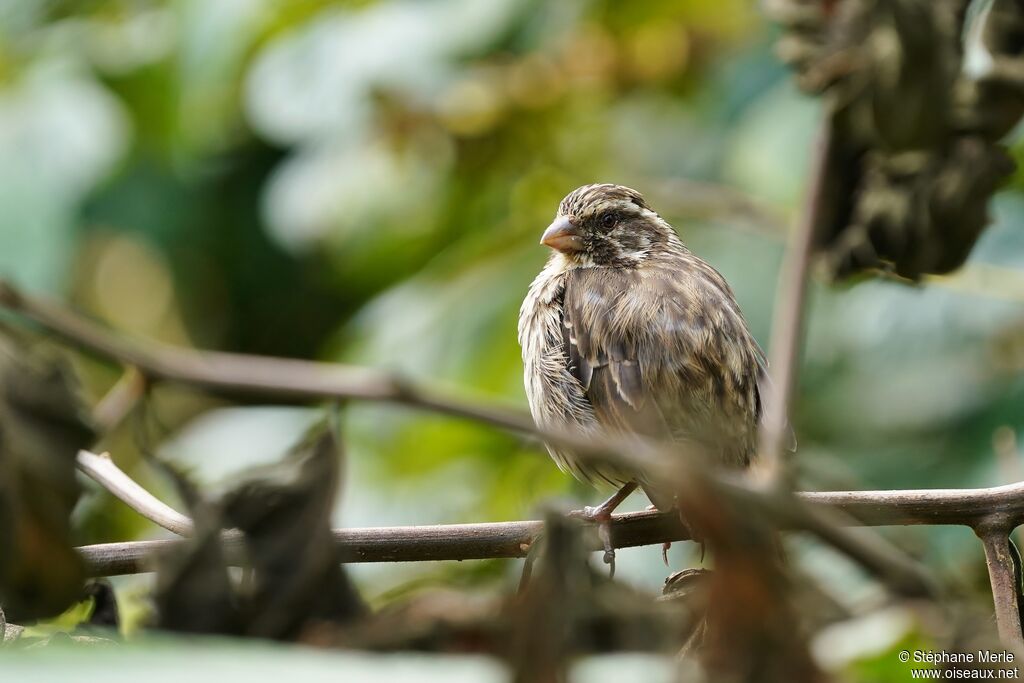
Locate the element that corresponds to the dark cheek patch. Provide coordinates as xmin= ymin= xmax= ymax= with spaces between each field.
xmin=588 ymin=235 xmax=621 ymax=265
xmin=617 ymin=231 xmax=641 ymax=252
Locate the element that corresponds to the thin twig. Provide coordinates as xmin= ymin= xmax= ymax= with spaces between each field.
xmin=76 ymin=450 xmax=194 ymax=536
xmin=994 ymin=427 xmax=1024 ymax=550
xmin=91 ymin=366 xmax=147 ymax=433
xmin=976 ymin=523 xmax=1024 ymax=647
xmin=758 ymin=122 xmax=833 ymax=484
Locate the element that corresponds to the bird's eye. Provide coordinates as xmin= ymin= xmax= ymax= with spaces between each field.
xmin=600 ymin=212 xmax=618 ymax=230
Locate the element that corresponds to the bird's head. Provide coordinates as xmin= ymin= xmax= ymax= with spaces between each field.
xmin=541 ymin=184 xmax=677 ymax=267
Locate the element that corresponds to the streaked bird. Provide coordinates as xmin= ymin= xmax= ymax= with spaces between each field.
xmin=518 ymin=184 xmax=780 ymax=564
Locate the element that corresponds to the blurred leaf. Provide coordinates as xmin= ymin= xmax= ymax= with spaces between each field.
xmin=0 ymin=329 xmax=93 ymax=621
xmin=223 ymin=422 xmax=366 ymax=637
xmin=0 ymin=62 xmax=128 ymax=293
xmin=506 ymin=511 xmax=686 ymax=681
xmin=155 ymin=419 xmax=366 ymax=639
xmin=153 ymin=506 xmax=239 ymax=635
xmin=770 ymin=0 xmax=1023 ymax=280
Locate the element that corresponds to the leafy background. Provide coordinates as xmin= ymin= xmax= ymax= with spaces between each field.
xmin=2 ymin=0 xmax=1023 ymax=677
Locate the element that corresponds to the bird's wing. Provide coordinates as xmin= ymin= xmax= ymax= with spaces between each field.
xmin=562 ymin=261 xmax=764 ymax=466
xmin=561 ymin=267 xmax=670 ymax=440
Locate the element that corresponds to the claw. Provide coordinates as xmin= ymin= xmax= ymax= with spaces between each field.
xmin=598 ymin=522 xmax=616 ymax=577
xmin=603 ymin=549 xmax=616 ymax=578
xmin=662 ymin=542 xmax=671 ymax=567
xmin=569 ymin=482 xmax=638 ymax=576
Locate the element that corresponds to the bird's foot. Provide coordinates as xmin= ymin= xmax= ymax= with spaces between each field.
xmin=597 ymin=519 xmax=617 ymax=577
xmin=568 ymin=482 xmax=638 ymax=577
xmin=643 ymin=504 xmax=674 ymax=566
xmin=652 ymin=504 xmax=704 ymax=567
xmin=570 ymin=506 xmax=617 ymax=576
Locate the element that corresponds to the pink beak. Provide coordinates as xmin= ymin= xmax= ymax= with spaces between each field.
xmin=540 ymin=216 xmax=583 ymax=252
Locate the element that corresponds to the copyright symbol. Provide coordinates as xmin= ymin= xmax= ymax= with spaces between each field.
xmin=899 ymin=650 xmax=910 ymax=663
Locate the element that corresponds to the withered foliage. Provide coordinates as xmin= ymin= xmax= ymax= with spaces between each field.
xmin=505 ymin=512 xmax=690 ymax=682
xmin=768 ymin=0 xmax=1024 ymax=280
xmin=672 ymin=486 xmax=825 ymax=683
xmin=154 ymin=422 xmax=366 ymax=639
xmin=0 ymin=329 xmax=93 ymax=621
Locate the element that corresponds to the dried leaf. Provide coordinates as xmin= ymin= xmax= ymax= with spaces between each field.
xmin=770 ymin=0 xmax=1024 ymax=280
xmin=154 ymin=419 xmax=365 ymax=639
xmin=674 ymin=492 xmax=822 ymax=682
xmin=153 ymin=516 xmax=239 ymax=634
xmin=506 ymin=511 xmax=688 ymax=682
xmin=0 ymin=330 xmax=93 ymax=621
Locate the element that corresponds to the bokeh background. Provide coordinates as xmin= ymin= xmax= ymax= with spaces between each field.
xmin=4 ymin=0 xmax=1024 ymax=675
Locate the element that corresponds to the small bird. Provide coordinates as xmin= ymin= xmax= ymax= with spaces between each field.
xmin=518 ymin=184 xmax=773 ymax=562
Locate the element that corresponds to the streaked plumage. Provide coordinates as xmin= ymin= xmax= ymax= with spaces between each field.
xmin=518 ymin=184 xmax=770 ymax=509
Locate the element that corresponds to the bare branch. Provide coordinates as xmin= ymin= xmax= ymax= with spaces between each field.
xmin=91 ymin=366 xmax=146 ymax=433
xmin=76 ymin=450 xmax=194 ymax=536
xmin=758 ymin=123 xmax=833 ymax=483
xmin=976 ymin=523 xmax=1024 ymax=647
xmin=75 ymin=481 xmax=1024 ymax=581
xmin=803 ymin=483 xmax=1024 ymax=526
xmin=77 ymin=509 xmax=687 ymax=577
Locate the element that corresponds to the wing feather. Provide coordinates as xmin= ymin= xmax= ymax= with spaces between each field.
xmin=562 ymin=260 xmax=764 ymax=466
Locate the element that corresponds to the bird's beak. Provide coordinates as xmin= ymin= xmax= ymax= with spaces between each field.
xmin=540 ymin=215 xmax=583 ymax=252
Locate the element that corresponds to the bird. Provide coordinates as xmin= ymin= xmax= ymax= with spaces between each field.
xmin=518 ymin=183 xmax=777 ymax=566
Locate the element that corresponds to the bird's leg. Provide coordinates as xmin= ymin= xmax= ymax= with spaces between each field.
xmin=644 ymin=503 xmax=674 ymax=566
xmin=570 ymin=481 xmax=638 ymax=576
xmin=646 ymin=503 xmax=701 ymax=567
xmin=582 ymin=481 xmax=638 ymax=521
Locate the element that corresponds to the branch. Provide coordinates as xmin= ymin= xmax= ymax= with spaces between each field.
xmin=976 ymin=522 xmax=1024 ymax=647
xmin=76 ymin=482 xmax=1024 ymax=579
xmin=77 ymin=509 xmax=687 ymax=577
xmin=803 ymin=483 xmax=1024 ymax=526
xmin=91 ymin=366 xmax=146 ymax=433
xmin=758 ymin=123 xmax=833 ymax=482
xmin=76 ymin=450 xmax=194 ymax=536
xmin=0 ymin=279 xmax=939 ymax=598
